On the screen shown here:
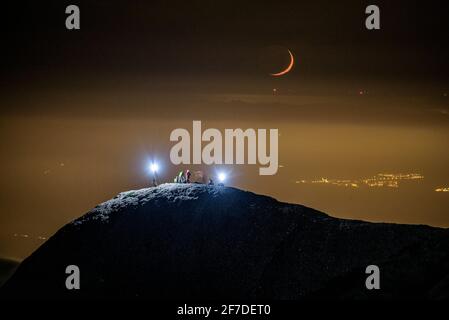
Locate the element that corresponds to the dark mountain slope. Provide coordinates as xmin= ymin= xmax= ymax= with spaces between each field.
xmin=2 ymin=184 xmax=449 ymax=299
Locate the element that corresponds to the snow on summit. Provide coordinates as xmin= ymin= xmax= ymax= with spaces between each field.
xmin=72 ymin=183 xmax=228 ymax=225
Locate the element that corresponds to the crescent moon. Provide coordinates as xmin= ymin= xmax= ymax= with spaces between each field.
xmin=270 ymin=49 xmax=294 ymax=77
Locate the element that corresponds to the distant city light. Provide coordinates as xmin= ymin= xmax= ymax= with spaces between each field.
xmin=296 ymin=173 xmax=424 ymax=189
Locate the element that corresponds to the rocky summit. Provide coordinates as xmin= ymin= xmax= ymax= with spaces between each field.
xmin=2 ymin=183 xmax=449 ymax=299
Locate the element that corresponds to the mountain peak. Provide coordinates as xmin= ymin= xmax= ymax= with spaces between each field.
xmin=2 ymin=184 xmax=449 ymax=299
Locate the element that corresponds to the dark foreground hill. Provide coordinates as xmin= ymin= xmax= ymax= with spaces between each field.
xmin=2 ymin=184 xmax=449 ymax=299
xmin=0 ymin=258 xmax=19 ymax=288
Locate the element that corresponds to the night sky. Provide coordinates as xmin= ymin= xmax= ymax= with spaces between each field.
xmin=1 ymin=0 xmax=449 ymax=259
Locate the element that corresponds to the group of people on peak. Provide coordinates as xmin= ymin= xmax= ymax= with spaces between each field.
xmin=174 ymin=169 xmax=191 ymax=183
xmin=173 ymin=170 xmax=215 ymax=185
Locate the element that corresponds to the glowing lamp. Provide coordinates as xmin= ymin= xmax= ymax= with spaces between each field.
xmin=150 ymin=163 xmax=159 ymax=173
xmin=218 ymin=173 xmax=226 ymax=183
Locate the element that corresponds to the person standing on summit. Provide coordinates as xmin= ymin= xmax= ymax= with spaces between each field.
xmin=177 ymin=170 xmax=184 ymax=183
xmin=173 ymin=170 xmax=192 ymax=183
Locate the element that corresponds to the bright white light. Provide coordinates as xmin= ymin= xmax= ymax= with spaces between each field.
xmin=150 ymin=163 xmax=159 ymax=173
xmin=218 ymin=173 xmax=226 ymax=182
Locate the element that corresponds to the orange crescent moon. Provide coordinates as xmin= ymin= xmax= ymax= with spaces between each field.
xmin=270 ymin=49 xmax=294 ymax=76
